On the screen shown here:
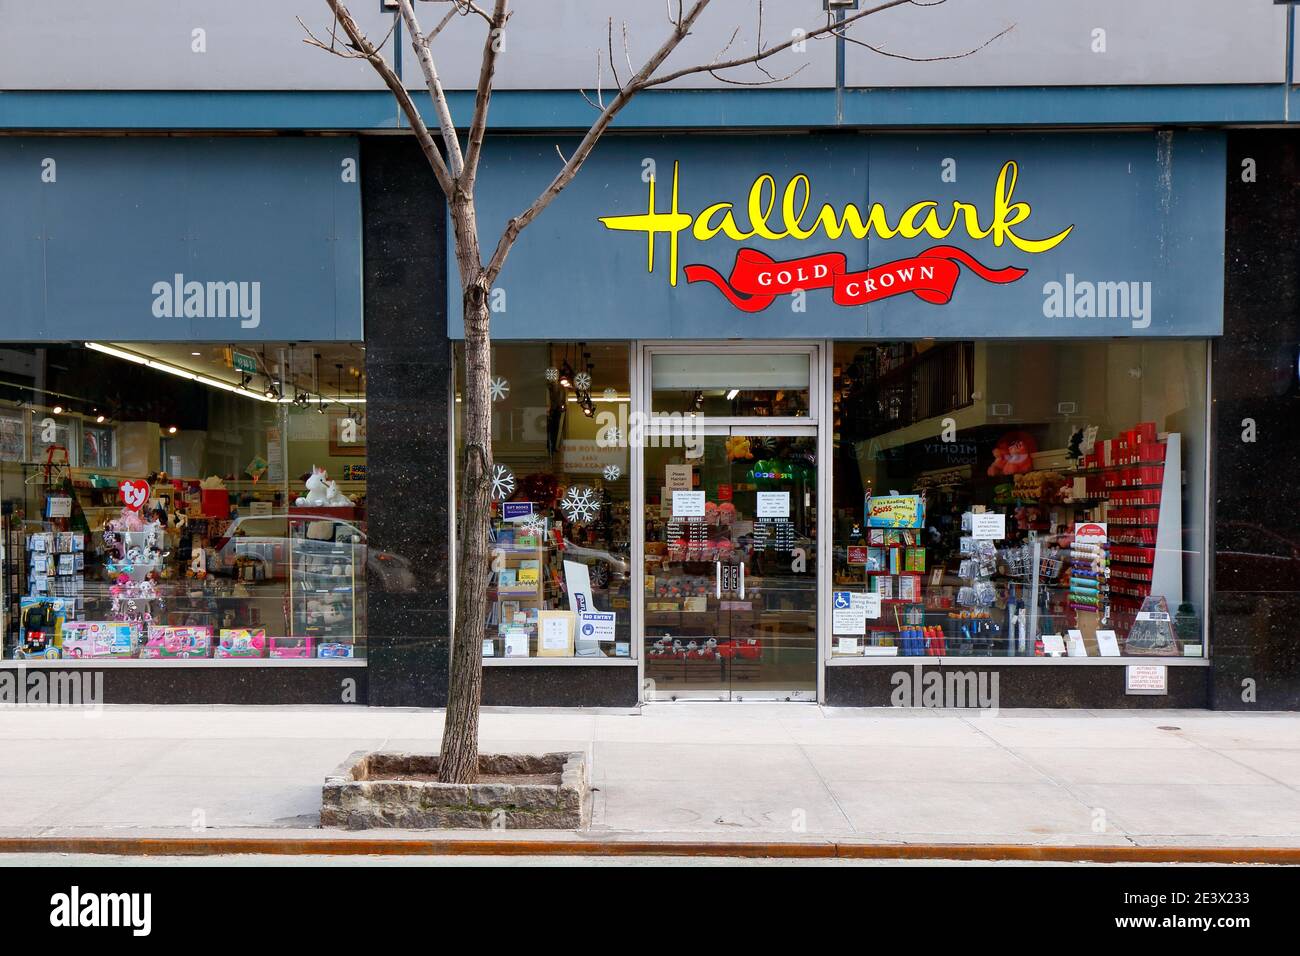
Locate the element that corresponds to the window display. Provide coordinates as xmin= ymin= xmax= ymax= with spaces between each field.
xmin=454 ymin=342 xmax=632 ymax=659
xmin=831 ymin=340 xmax=1208 ymax=661
xmin=0 ymin=342 xmax=368 ymax=662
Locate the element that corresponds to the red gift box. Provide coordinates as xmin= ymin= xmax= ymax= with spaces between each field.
xmin=200 ymin=488 xmax=230 ymax=518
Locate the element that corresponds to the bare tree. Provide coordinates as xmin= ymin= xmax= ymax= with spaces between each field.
xmin=304 ymin=0 xmax=1006 ymax=784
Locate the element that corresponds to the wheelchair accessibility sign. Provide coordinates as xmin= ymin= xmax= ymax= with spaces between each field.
xmin=831 ymin=591 xmax=880 ymax=634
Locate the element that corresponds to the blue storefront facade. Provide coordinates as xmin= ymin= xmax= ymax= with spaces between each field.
xmin=1 ymin=16 xmax=1297 ymax=709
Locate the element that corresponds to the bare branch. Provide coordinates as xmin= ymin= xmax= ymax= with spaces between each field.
xmin=608 ymin=18 xmax=623 ymax=91
xmin=839 ymin=22 xmax=1016 ymax=63
xmin=321 ymin=0 xmax=454 ymax=196
xmin=299 ymin=14 xmax=396 ymax=60
xmin=622 ymin=22 xmax=635 ymax=79
xmin=460 ymin=0 xmax=511 ymax=193
xmin=426 ymin=5 xmax=461 ymax=43
xmin=397 ymin=0 xmax=464 ymax=177
xmin=708 ymin=62 xmax=808 ymax=86
xmin=445 ymin=0 xmax=494 ymax=26
xmin=639 ymin=0 xmax=914 ymax=90
xmin=483 ymin=0 xmax=711 ymax=279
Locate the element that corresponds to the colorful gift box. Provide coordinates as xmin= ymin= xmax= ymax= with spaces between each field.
xmin=268 ymin=636 xmax=315 ymax=659
xmin=215 ymin=628 xmax=267 ymax=658
xmin=61 ymin=621 xmax=140 ymax=659
xmin=140 ymin=625 xmax=212 ymax=659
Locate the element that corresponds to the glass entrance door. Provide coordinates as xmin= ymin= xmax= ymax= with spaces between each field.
xmin=642 ymin=431 xmax=818 ymax=700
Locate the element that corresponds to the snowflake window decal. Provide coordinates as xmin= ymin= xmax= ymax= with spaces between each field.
xmin=603 ymin=464 xmax=622 ymax=482
xmin=521 ymin=515 xmax=548 ymax=538
xmin=573 ymin=371 xmax=592 ymax=391
xmin=544 ymin=367 xmax=559 ymax=383
xmin=560 ymin=485 xmax=600 ymax=523
xmin=489 ymin=376 xmax=510 ymax=402
xmin=489 ymin=464 xmax=516 ymax=501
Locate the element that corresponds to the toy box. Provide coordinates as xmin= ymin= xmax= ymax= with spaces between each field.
xmin=139 ymin=625 xmax=212 ymax=659
xmin=15 ymin=597 xmax=70 ymax=659
xmin=317 ymin=642 xmax=355 ymax=659
xmin=61 ymin=621 xmax=140 ymax=659
xmin=268 ymin=636 xmax=315 ymax=659
xmin=215 ymin=628 xmax=267 ymax=658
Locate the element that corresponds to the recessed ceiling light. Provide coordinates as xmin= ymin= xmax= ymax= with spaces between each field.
xmin=52 ymin=405 xmax=63 ymax=415
xmin=167 ymin=426 xmax=178 ymax=434
xmin=191 ymin=351 xmax=201 ymax=356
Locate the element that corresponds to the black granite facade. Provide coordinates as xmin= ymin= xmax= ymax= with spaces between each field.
xmin=0 ymin=665 xmax=365 ymax=704
xmin=1210 ymin=131 xmax=1300 ymax=710
xmin=482 ymin=665 xmax=639 ymax=708
xmin=361 ymin=137 xmax=452 ymax=707
xmin=825 ymin=663 xmax=1208 ymax=709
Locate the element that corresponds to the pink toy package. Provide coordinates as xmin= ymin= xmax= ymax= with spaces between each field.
xmin=268 ymin=637 xmax=316 ymax=659
xmin=139 ymin=626 xmax=212 ymax=659
xmin=61 ymin=621 xmax=140 ymax=659
xmin=215 ymin=628 xmax=267 ymax=658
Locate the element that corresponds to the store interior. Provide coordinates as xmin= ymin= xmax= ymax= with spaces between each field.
xmin=0 ymin=342 xmax=368 ymax=661
xmin=830 ymin=339 xmax=1209 ymax=660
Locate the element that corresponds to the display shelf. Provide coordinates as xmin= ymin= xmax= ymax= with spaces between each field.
xmin=484 ymin=519 xmax=546 ymax=658
xmin=288 ymin=513 xmax=362 ymax=648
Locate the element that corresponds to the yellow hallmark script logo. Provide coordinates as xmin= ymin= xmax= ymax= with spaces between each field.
xmin=599 ymin=160 xmax=1073 ymax=287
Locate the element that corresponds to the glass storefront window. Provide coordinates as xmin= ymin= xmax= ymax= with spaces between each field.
xmin=454 ymin=342 xmax=633 ymax=660
xmin=830 ymin=340 xmax=1208 ymax=661
xmin=0 ymin=342 xmax=367 ymax=662
xmin=643 ymin=432 xmax=818 ymax=699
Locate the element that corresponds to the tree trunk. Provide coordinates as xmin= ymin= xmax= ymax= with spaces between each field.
xmin=440 ymin=199 xmax=493 ymax=784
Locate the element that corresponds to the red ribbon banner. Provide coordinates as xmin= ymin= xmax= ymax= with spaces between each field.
xmin=682 ymin=245 xmax=1027 ymax=313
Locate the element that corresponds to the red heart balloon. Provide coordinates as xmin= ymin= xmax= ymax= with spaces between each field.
xmin=119 ymin=479 xmax=151 ymax=512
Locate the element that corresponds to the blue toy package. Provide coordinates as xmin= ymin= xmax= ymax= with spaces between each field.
xmin=16 ymin=596 xmax=70 ymax=659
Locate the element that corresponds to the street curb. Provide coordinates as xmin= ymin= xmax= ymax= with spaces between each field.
xmin=0 ymin=837 xmax=1297 ymax=863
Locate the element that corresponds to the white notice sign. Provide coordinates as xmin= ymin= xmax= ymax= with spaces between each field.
xmin=665 ymin=464 xmax=693 ymax=490
xmin=578 ymin=611 xmax=617 ymax=643
xmin=970 ymin=512 xmax=1006 ymax=540
xmin=672 ymin=490 xmax=706 ymax=517
xmin=832 ymin=591 xmax=879 ymax=634
xmin=1126 ymin=664 xmax=1168 ymax=695
xmin=1096 ymin=629 xmax=1121 ymax=656
xmin=755 ymin=491 xmax=790 ymax=518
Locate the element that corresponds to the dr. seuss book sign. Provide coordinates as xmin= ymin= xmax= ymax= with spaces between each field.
xmin=453 ymin=133 xmax=1225 ymax=340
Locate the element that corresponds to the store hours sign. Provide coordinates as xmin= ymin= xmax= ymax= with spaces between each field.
xmin=457 ymin=132 xmax=1225 ymax=341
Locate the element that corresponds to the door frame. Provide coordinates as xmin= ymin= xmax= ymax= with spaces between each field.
xmin=633 ymin=341 xmax=828 ymax=702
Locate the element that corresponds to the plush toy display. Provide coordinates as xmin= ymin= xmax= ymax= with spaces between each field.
xmin=987 ymin=431 xmax=1038 ymax=476
xmin=295 ymin=466 xmax=353 ymax=507
xmin=724 ymin=435 xmax=752 ymax=461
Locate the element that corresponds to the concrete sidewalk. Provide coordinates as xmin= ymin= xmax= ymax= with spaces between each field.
xmin=2 ymin=703 xmax=1300 ymax=852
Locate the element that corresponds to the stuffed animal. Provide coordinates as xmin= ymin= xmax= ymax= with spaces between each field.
xmin=988 ymin=431 xmax=1038 ymax=476
xmin=725 ymin=435 xmax=752 ymax=461
xmin=296 ymin=467 xmax=353 ymax=507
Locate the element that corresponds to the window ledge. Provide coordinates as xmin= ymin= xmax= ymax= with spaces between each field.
xmin=0 ymin=657 xmax=367 ymax=668
xmin=482 ymin=657 xmax=637 ymax=667
xmin=826 ymin=656 xmax=1210 ymax=666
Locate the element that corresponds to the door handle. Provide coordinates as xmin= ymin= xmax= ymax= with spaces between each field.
xmin=739 ymin=563 xmax=745 ymax=600
xmin=715 ymin=560 xmax=722 ymax=600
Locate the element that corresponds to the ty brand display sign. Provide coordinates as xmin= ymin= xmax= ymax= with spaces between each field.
xmin=453 ymin=132 xmax=1225 ymax=340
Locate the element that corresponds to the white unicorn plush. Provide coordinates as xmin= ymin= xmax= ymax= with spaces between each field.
xmin=296 ymin=466 xmax=331 ymax=506
xmin=296 ymin=466 xmax=353 ymax=507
